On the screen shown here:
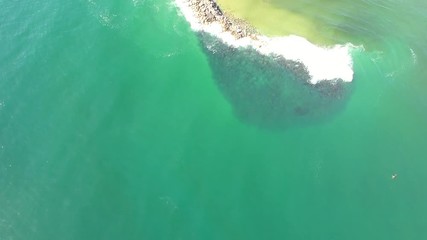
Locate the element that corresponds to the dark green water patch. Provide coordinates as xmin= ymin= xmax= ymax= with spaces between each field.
xmin=198 ymin=33 xmax=353 ymax=129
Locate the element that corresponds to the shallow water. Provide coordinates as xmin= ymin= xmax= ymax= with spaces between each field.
xmin=1 ymin=0 xmax=427 ymax=239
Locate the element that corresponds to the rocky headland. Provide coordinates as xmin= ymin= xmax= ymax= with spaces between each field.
xmin=185 ymin=0 xmax=258 ymax=40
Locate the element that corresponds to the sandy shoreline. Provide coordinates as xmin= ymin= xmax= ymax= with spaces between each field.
xmin=175 ymin=0 xmax=356 ymax=84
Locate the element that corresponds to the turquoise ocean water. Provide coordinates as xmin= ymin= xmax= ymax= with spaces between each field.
xmin=1 ymin=0 xmax=427 ymax=239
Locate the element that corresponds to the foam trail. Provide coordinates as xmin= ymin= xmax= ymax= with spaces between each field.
xmin=410 ymin=48 xmax=417 ymax=64
xmin=174 ymin=0 xmax=359 ymax=84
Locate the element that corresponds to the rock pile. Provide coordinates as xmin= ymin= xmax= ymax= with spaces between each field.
xmin=187 ymin=0 xmax=258 ymax=39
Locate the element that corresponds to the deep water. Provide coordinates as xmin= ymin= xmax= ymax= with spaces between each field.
xmin=1 ymin=0 xmax=427 ymax=239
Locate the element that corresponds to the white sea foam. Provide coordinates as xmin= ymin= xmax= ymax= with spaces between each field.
xmin=410 ymin=48 xmax=417 ymax=64
xmin=175 ymin=0 xmax=358 ymax=84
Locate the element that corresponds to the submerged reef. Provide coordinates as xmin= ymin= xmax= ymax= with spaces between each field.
xmin=199 ymin=33 xmax=352 ymax=129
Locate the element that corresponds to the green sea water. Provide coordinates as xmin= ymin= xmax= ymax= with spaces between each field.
xmin=1 ymin=0 xmax=427 ymax=239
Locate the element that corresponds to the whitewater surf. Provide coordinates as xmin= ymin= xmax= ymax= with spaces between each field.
xmin=174 ymin=0 xmax=359 ymax=84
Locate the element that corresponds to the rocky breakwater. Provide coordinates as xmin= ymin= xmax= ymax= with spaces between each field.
xmin=186 ymin=0 xmax=258 ymax=40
